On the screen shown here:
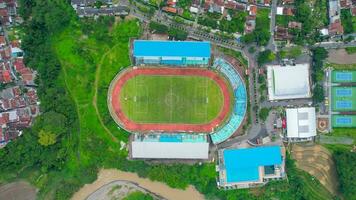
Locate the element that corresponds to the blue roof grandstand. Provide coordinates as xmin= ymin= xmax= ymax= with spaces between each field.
xmin=133 ymin=40 xmax=211 ymax=66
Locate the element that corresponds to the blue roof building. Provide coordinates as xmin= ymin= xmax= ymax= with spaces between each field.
xmin=218 ymin=146 xmax=286 ymax=189
xmin=133 ymin=40 xmax=211 ymax=66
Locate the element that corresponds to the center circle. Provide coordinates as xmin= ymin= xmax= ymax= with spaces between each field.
xmin=165 ymin=93 xmax=179 ymax=106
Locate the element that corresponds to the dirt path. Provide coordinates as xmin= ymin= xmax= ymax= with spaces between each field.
xmin=71 ymin=169 xmax=204 ymax=200
xmin=92 ymin=44 xmax=120 ymax=143
xmin=327 ymin=49 xmax=356 ymax=64
xmin=0 ymin=181 xmax=37 ymax=200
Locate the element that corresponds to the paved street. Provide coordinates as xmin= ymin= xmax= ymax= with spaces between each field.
xmin=266 ymin=0 xmax=278 ymax=52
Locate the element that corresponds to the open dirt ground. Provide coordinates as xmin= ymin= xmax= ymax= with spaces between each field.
xmin=0 ymin=181 xmax=37 ymax=200
xmin=71 ymin=169 xmax=204 ymax=200
xmin=291 ymin=144 xmax=339 ymax=195
xmin=327 ymin=49 xmax=356 ymax=64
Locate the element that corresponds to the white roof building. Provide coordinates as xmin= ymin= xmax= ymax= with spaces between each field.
xmin=277 ymin=7 xmax=284 ymax=15
xmin=286 ymin=107 xmax=316 ymax=141
xmin=267 ymin=64 xmax=311 ymax=101
xmin=131 ymin=134 xmax=209 ymax=159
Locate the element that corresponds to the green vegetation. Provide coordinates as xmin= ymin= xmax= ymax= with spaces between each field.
xmin=340 ymin=9 xmax=356 ymax=34
xmin=333 ymin=150 xmax=356 ymax=199
xmin=278 ymin=46 xmax=302 ymax=59
xmin=313 ymin=84 xmax=324 ymax=104
xmin=218 ymin=47 xmax=248 ymax=67
xmin=258 ymin=108 xmax=270 ymax=122
xmin=331 ymin=128 xmax=356 ymax=142
xmin=219 ymin=10 xmax=247 ymax=33
xmin=149 ymin=21 xmax=168 ymax=34
xmin=311 ymin=47 xmax=328 ymax=104
xmin=345 ymin=47 xmax=356 ymax=54
xmin=119 ymin=75 xmax=224 ymax=124
xmin=326 ymin=63 xmax=356 ymax=70
xmin=123 ymin=191 xmax=153 ymax=200
xmin=311 ymin=48 xmax=328 ymax=74
xmin=242 ymin=8 xmax=271 ymax=46
xmin=198 ymin=16 xmax=218 ymax=29
xmin=168 ymin=28 xmax=188 ymax=40
xmin=291 ymin=0 xmax=327 ymax=44
xmin=257 ymin=50 xmax=276 ymax=66
xmin=276 ymin=15 xmax=295 ymax=27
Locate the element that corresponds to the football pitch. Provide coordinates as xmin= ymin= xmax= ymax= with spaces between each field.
xmin=119 ymin=75 xmax=225 ymax=124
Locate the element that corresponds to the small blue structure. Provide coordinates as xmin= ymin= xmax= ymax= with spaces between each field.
xmin=133 ymin=40 xmax=211 ymax=66
xmin=219 ymin=146 xmax=285 ymax=188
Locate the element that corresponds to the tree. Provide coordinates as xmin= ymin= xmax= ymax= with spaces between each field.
xmin=168 ymin=28 xmax=188 ymax=40
xmin=334 ymin=150 xmax=356 ymax=199
xmin=313 ymin=84 xmax=324 ymax=104
xmin=38 ymin=130 xmax=57 ymax=146
xmin=149 ymin=22 xmax=168 ymax=34
xmin=257 ymin=50 xmax=276 ymax=66
xmin=259 ymin=108 xmax=270 ymax=121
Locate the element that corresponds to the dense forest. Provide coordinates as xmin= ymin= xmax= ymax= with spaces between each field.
xmin=334 ymin=150 xmax=356 ymax=200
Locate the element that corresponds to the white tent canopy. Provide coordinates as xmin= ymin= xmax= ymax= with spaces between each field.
xmin=131 ymin=141 xmax=209 ymax=159
xmin=286 ymin=107 xmax=316 ymax=139
xmin=267 ymin=64 xmax=311 ymax=101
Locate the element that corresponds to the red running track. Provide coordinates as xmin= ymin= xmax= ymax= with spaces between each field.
xmin=109 ymin=67 xmax=231 ymax=133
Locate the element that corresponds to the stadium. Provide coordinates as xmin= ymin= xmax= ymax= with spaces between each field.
xmin=108 ymin=40 xmax=247 ymax=159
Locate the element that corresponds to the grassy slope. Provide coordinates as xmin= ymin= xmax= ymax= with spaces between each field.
xmin=52 ymin=19 xmax=140 ymax=179
xmin=120 ymin=75 xmax=223 ymax=124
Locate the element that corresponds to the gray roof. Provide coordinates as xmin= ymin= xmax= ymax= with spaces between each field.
xmin=131 ymin=141 xmax=209 ymax=159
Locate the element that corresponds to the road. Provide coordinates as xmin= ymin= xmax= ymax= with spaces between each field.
xmin=266 ymin=0 xmax=277 ymax=52
xmin=312 ymin=41 xmax=356 ymax=49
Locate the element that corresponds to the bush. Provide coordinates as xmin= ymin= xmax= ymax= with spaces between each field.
xmin=259 ymin=108 xmax=270 ymax=121
xmin=257 ymin=50 xmax=275 ymax=66
xmin=149 ymin=21 xmax=168 ymax=34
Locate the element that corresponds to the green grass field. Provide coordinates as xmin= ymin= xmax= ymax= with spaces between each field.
xmin=120 ymin=75 xmax=224 ymax=124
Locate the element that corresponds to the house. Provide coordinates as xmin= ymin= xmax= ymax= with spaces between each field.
xmin=281 ymin=0 xmax=294 ymax=4
xmin=340 ymin=0 xmax=351 ymax=8
xmin=328 ymin=0 xmax=344 ymax=36
xmin=276 ymin=7 xmax=283 ymax=15
xmin=329 ymin=20 xmax=344 ymax=36
xmin=0 ymin=36 xmax=6 ymax=47
xmin=283 ymin=7 xmax=294 ymax=16
xmin=248 ymin=5 xmax=257 ymax=16
xmin=274 ymin=26 xmax=292 ymax=40
xmin=267 ymin=63 xmax=312 ymax=101
xmin=285 ymin=107 xmax=317 ymax=142
xmin=162 ymin=6 xmax=177 ymax=14
xmin=352 ymin=7 xmax=356 ymax=16
xmin=205 ymin=0 xmax=225 ymax=13
xmin=189 ymin=6 xmax=199 ymax=13
xmin=245 ymin=17 xmax=256 ymax=33
xmin=288 ymin=21 xmax=302 ymax=29
xmin=218 ymin=146 xmax=286 ymax=189
xmin=277 ymin=7 xmax=294 ymax=16
xmin=11 ymin=47 xmax=23 ymax=57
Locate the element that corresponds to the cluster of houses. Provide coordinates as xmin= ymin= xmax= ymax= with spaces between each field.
xmin=0 ymin=0 xmax=39 ymax=148
xmin=0 ymin=0 xmax=19 ymax=26
xmin=274 ymin=0 xmax=302 ymax=41
xmin=71 ymin=0 xmax=129 ymax=18
xmin=340 ymin=0 xmax=356 ymax=16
